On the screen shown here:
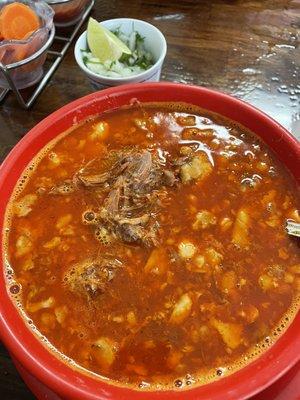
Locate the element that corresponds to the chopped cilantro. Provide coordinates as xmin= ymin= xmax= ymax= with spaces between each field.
xmin=135 ymin=31 xmax=145 ymax=44
xmin=135 ymin=54 xmax=151 ymax=69
xmin=119 ymin=53 xmax=131 ymax=64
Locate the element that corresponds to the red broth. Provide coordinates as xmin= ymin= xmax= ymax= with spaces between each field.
xmin=4 ymin=103 xmax=300 ymax=390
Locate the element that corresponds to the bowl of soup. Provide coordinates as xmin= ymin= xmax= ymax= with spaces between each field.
xmin=0 ymin=83 xmax=299 ymax=400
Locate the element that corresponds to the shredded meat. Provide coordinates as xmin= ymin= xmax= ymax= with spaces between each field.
xmin=63 ymin=257 xmax=122 ymax=299
xmin=78 ymin=173 xmax=109 ymax=186
xmin=116 ymin=221 xmax=159 ymax=247
xmin=77 ymin=150 xmax=134 ymax=188
xmin=78 ymin=149 xmax=176 ymax=193
xmin=77 ymin=148 xmax=177 ymax=247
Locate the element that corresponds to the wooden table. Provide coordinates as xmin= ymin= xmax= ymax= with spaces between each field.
xmin=0 ymin=0 xmax=299 ymax=398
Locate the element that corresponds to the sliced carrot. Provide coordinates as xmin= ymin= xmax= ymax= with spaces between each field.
xmin=13 ymin=30 xmax=35 ymax=62
xmin=0 ymin=2 xmax=40 ymax=41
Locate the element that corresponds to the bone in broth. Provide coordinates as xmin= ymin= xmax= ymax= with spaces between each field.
xmin=4 ymin=103 xmax=300 ymax=390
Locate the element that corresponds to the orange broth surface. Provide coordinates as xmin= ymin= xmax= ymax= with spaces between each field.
xmin=4 ymin=103 xmax=300 ymax=390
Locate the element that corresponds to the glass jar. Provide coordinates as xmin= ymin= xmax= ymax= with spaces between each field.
xmin=0 ymin=0 xmax=55 ymax=89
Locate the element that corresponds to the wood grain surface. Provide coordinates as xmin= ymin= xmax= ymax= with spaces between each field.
xmin=0 ymin=0 xmax=299 ymax=399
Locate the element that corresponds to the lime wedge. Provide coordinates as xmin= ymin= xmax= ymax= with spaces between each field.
xmin=87 ymin=17 xmax=131 ymax=62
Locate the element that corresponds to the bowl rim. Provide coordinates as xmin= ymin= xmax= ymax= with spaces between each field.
xmin=0 ymin=82 xmax=299 ymax=400
xmin=74 ymin=17 xmax=167 ymax=82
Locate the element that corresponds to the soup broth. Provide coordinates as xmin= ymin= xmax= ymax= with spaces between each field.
xmin=4 ymin=103 xmax=300 ymax=390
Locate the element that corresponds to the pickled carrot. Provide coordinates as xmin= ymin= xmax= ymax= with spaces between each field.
xmin=0 ymin=2 xmax=40 ymax=41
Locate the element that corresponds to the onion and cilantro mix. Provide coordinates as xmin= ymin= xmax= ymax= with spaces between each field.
xmin=82 ymin=29 xmax=154 ymax=78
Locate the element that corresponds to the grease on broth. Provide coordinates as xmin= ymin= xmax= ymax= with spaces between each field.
xmin=4 ymin=103 xmax=300 ymax=390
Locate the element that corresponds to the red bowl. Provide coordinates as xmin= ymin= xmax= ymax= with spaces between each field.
xmin=0 ymin=83 xmax=299 ymax=400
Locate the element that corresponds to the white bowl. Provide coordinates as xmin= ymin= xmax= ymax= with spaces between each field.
xmin=74 ymin=18 xmax=167 ymax=88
